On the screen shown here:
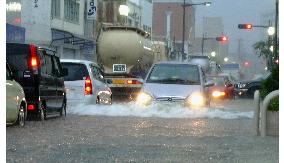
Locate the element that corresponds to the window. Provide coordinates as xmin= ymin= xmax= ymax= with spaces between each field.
xmin=147 ymin=64 xmax=200 ymax=85
xmin=6 ymin=64 xmax=12 ymax=80
xmin=45 ymin=55 xmax=53 ymax=76
xmin=52 ymin=56 xmax=61 ymax=77
xmin=90 ymin=65 xmax=104 ymax=81
xmin=61 ymin=63 xmax=89 ymax=81
xmin=64 ymin=0 xmax=79 ymax=23
xmin=51 ymin=0 xmax=61 ymax=19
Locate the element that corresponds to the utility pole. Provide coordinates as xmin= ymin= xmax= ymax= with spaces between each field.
xmin=182 ymin=0 xmax=185 ymax=55
xmin=274 ymin=0 xmax=278 ymax=59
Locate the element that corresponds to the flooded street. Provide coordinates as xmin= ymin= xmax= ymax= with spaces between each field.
xmin=6 ymin=99 xmax=278 ymax=163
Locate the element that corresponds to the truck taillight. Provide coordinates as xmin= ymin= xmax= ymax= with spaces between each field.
xmin=127 ymin=80 xmax=143 ymax=84
xmin=84 ymin=76 xmax=93 ymax=95
xmin=28 ymin=44 xmax=40 ymax=70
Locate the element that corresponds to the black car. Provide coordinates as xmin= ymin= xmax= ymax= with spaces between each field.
xmin=234 ymin=72 xmax=271 ymax=98
xmin=6 ymin=43 xmax=68 ymax=120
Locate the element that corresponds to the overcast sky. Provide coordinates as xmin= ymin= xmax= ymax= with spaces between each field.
xmin=193 ymin=0 xmax=275 ymax=54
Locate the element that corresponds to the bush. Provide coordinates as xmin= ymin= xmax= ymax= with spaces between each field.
xmin=260 ymin=66 xmax=279 ymax=111
xmin=268 ymin=97 xmax=279 ymax=111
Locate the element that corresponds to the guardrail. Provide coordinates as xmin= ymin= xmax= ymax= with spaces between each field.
xmin=253 ymin=90 xmax=279 ymax=136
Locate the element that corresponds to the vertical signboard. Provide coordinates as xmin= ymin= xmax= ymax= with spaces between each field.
xmin=87 ymin=0 xmax=97 ymax=20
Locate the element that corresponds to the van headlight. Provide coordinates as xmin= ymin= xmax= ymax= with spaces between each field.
xmin=136 ymin=92 xmax=153 ymax=106
xmin=186 ymin=92 xmax=205 ymax=107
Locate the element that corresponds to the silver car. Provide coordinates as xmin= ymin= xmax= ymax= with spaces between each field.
xmin=136 ymin=61 xmax=213 ymax=107
xmin=60 ymin=59 xmax=112 ymax=105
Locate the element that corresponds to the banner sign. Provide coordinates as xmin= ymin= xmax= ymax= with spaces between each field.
xmin=87 ymin=0 xmax=97 ymax=20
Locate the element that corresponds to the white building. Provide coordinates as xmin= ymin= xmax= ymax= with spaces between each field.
xmin=6 ymin=0 xmax=97 ymax=62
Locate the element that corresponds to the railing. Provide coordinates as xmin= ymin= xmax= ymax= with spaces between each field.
xmin=253 ymin=90 xmax=279 ymax=136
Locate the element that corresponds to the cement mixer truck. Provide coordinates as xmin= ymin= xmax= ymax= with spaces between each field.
xmin=97 ymin=26 xmax=154 ymax=99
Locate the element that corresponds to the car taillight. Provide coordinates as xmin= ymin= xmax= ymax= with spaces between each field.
xmin=85 ymin=76 xmax=93 ymax=95
xmin=28 ymin=44 xmax=40 ymax=70
xmin=27 ymin=104 xmax=35 ymax=110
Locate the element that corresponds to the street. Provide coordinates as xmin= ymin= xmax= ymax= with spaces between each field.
xmin=6 ymin=99 xmax=278 ymax=163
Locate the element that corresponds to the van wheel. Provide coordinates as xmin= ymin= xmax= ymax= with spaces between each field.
xmin=38 ymin=102 xmax=46 ymax=121
xmin=60 ymin=101 xmax=66 ymax=117
xmin=18 ymin=104 xmax=26 ymax=127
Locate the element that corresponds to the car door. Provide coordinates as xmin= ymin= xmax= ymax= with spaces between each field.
xmin=51 ymin=56 xmax=65 ymax=108
xmin=40 ymin=52 xmax=57 ymax=110
xmin=6 ymin=64 xmax=19 ymax=123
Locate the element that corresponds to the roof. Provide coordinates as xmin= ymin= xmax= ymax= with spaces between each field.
xmin=154 ymin=61 xmax=200 ymax=67
xmin=60 ymin=59 xmax=98 ymax=66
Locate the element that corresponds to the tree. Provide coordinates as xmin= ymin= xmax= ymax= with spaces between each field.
xmin=253 ymin=38 xmax=278 ymax=71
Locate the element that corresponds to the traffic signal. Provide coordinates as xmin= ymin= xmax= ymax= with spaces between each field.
xmin=238 ymin=24 xmax=253 ymax=30
xmin=216 ymin=36 xmax=229 ymax=43
xmin=243 ymin=61 xmax=251 ymax=67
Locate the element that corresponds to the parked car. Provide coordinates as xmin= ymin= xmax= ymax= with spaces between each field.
xmin=207 ymin=75 xmax=235 ymax=100
xmin=60 ymin=59 xmax=112 ymax=105
xmin=136 ymin=61 xmax=214 ymax=108
xmin=6 ymin=43 xmax=68 ymax=120
xmin=6 ymin=63 xmax=27 ymax=126
xmin=234 ymin=72 xmax=271 ymax=98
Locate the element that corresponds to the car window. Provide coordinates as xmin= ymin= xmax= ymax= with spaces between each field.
xmin=61 ymin=63 xmax=89 ymax=81
xmin=51 ymin=56 xmax=61 ymax=77
xmin=146 ymin=64 xmax=200 ymax=85
xmin=39 ymin=51 xmax=47 ymax=75
xmin=6 ymin=43 xmax=29 ymax=71
xmin=90 ymin=65 xmax=104 ymax=81
xmin=208 ymin=77 xmax=225 ymax=86
xmin=6 ymin=65 xmax=12 ymax=80
xmin=44 ymin=54 xmax=53 ymax=76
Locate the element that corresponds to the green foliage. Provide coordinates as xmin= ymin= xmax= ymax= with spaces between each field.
xmin=260 ymin=66 xmax=279 ymax=111
xmin=268 ymin=97 xmax=279 ymax=112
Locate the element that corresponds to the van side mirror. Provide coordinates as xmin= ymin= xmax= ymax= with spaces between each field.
xmin=61 ymin=68 xmax=68 ymax=77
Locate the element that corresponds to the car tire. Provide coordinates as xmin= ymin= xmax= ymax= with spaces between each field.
xmin=60 ymin=101 xmax=66 ymax=117
xmin=18 ymin=104 xmax=26 ymax=127
xmin=38 ymin=102 xmax=46 ymax=121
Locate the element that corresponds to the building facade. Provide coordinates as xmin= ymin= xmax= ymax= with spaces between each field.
xmin=96 ymin=0 xmax=152 ymax=34
xmin=6 ymin=0 xmax=97 ymax=61
xmin=191 ymin=17 xmax=229 ymax=64
xmin=152 ymin=0 xmax=196 ymax=58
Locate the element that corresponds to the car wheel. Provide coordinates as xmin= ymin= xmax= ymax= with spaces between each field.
xmin=18 ymin=104 xmax=25 ymax=127
xmin=60 ymin=101 xmax=66 ymax=117
xmin=38 ymin=102 xmax=46 ymax=121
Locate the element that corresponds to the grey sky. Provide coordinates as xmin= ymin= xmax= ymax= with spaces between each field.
xmin=193 ymin=0 xmax=275 ymax=54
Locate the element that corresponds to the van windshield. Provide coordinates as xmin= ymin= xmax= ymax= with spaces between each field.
xmin=6 ymin=43 xmax=30 ymax=71
xmin=146 ymin=64 xmax=200 ymax=85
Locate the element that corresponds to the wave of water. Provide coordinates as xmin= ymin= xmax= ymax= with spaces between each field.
xmin=67 ymin=101 xmax=253 ymax=119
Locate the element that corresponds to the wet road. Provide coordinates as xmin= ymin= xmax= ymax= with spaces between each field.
xmin=6 ymin=99 xmax=279 ymax=163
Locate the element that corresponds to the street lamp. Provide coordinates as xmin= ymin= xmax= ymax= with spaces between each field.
xmin=267 ymin=26 xmax=275 ymax=36
xmin=182 ymin=1 xmax=211 ymax=57
xmin=119 ymin=5 xmax=129 ymax=25
xmin=211 ymin=51 xmax=216 ymax=57
xmin=224 ymin=57 xmax=229 ymax=62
